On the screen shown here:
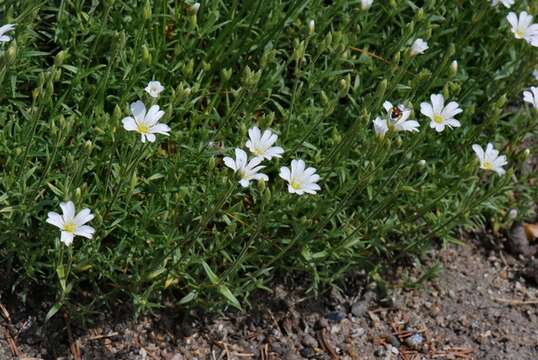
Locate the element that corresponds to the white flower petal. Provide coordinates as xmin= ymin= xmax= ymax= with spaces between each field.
xmin=46 ymin=212 xmax=64 ymax=229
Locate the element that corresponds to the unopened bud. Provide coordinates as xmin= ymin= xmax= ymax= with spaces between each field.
xmin=361 ymin=0 xmax=374 ymax=10
xmin=417 ymin=159 xmax=426 ymax=167
xmin=523 ymin=148 xmax=530 ymax=160
xmin=308 ymin=20 xmax=315 ymax=34
xmin=189 ymin=2 xmax=200 ymax=15
xmin=208 ymin=157 xmax=216 ymax=171
xmin=143 ymin=0 xmax=152 ymax=20
xmin=376 ymin=79 xmax=388 ymax=100
xmin=221 ymin=68 xmax=233 ymax=82
xmin=54 ymin=50 xmax=67 ymax=67
xmin=449 ymin=60 xmax=458 ymax=76
xmin=142 ymin=44 xmax=152 ymax=65
xmin=84 ymin=140 xmax=93 ymax=154
xmin=6 ymin=41 xmax=17 ymax=63
xmin=75 ymin=188 xmax=82 ymax=201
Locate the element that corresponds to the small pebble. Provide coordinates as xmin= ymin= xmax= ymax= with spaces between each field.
xmin=387 ymin=334 xmax=401 ymax=347
xmin=405 ymin=333 xmax=424 ymax=349
xmin=325 ymin=311 xmax=346 ymax=322
xmin=299 ymin=347 xmax=316 ymax=358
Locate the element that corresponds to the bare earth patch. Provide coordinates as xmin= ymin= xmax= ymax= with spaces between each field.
xmin=1 ymin=237 xmax=537 ymax=359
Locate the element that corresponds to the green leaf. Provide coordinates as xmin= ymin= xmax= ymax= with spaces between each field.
xmin=202 ymin=261 xmax=219 ymax=285
xmin=218 ymin=285 xmax=241 ymax=310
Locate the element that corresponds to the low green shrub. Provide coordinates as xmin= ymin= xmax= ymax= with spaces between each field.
xmin=0 ymin=0 xmax=537 ymax=316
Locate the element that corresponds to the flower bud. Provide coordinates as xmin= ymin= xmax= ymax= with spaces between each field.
xmin=376 ymin=79 xmax=388 ymax=100
xmin=84 ymin=140 xmax=93 ymax=154
xmin=202 ymin=61 xmax=211 ymax=72
xmin=54 ymin=50 xmax=67 ymax=67
xmin=257 ymin=178 xmax=266 ymax=192
xmin=417 ymin=159 xmax=426 ymax=167
xmin=262 ymin=188 xmax=272 ymax=205
xmin=189 ymin=2 xmax=200 ymax=14
xmin=240 ymin=123 xmax=247 ymax=137
xmin=449 ymin=60 xmax=458 ymax=76
xmin=221 ymin=68 xmax=233 ymax=82
xmin=523 ymin=149 xmax=530 ymax=160
xmin=75 ymin=187 xmax=82 ymax=202
xmin=143 ymin=0 xmax=152 ymax=21
xmin=6 ymin=41 xmax=17 ymax=63
xmin=112 ymin=105 xmax=122 ymax=121
xmin=208 ymin=156 xmax=216 ymax=171
xmin=361 ymin=0 xmax=373 ymax=10
xmin=142 ymin=44 xmax=152 ymax=65
xmin=182 ymin=59 xmax=194 ymax=78
xmin=308 ymin=20 xmax=315 ymax=34
xmin=508 ymin=209 xmax=518 ymax=220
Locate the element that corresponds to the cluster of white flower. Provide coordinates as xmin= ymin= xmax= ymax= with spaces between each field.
xmin=1 ymin=1 xmax=533 ymax=249
xmin=374 ymin=94 xmax=462 ymax=136
xmin=223 ymin=127 xmax=321 ymax=195
xmin=121 ymin=81 xmax=170 ymax=143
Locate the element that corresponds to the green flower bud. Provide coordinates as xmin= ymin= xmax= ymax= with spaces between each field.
xmin=240 ymin=123 xmax=247 ymax=137
xmin=75 ymin=187 xmax=82 ymax=202
xmin=6 ymin=41 xmax=17 ymax=63
xmin=308 ymin=20 xmax=315 ymax=34
xmin=54 ymin=50 xmax=67 ymax=67
xmin=208 ymin=156 xmax=216 ymax=171
xmin=262 ymin=188 xmax=272 ymax=205
xmin=143 ymin=0 xmax=152 ymax=20
xmin=142 ymin=44 xmax=152 ymax=65
xmin=376 ymin=79 xmax=388 ymax=100
xmin=202 ymin=61 xmax=211 ymax=72
xmin=182 ymin=59 xmax=194 ymax=78
xmin=113 ymin=105 xmax=122 ymax=121
xmin=221 ymin=68 xmax=233 ymax=82
xmin=449 ymin=60 xmax=458 ymax=76
xmin=84 ymin=140 xmax=93 ymax=154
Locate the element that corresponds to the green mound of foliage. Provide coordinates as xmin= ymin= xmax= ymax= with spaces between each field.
xmin=0 ymin=0 xmax=536 ymax=316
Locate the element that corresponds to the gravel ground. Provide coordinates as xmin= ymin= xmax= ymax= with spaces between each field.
xmin=1 ymin=232 xmax=538 ymax=359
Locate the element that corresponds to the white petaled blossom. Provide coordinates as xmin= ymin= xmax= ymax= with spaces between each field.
xmin=523 ymin=86 xmax=538 ymax=110
xmin=491 ymin=0 xmax=514 ymax=8
xmin=361 ymin=0 xmax=374 ymax=10
xmin=46 ymin=201 xmax=95 ymax=246
xmin=122 ymin=100 xmax=170 ymax=142
xmin=0 ymin=23 xmax=15 ymax=43
xmin=373 ymin=101 xmax=420 ymax=138
xmin=410 ymin=38 xmax=428 ymax=56
xmin=279 ymin=160 xmax=321 ymax=195
xmin=245 ymin=126 xmax=284 ymax=160
xmin=420 ymin=94 xmax=462 ymax=133
xmin=472 ymin=143 xmax=508 ymax=176
xmin=144 ymin=80 xmax=164 ymax=98
xmin=506 ymin=12 xmax=538 ymax=47
xmin=223 ymin=148 xmax=269 ymax=187
xmin=190 ymin=2 xmax=200 ymax=14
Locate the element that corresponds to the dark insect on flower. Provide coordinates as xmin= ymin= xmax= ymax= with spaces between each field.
xmin=390 ymin=106 xmax=402 ymax=120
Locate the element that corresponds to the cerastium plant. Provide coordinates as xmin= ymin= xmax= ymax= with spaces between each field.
xmin=0 ymin=0 xmax=536 ymax=317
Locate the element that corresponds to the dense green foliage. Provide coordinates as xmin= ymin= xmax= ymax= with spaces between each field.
xmin=0 ymin=0 xmax=536 ymax=316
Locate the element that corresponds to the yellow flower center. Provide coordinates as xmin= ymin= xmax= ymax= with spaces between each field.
xmin=433 ymin=114 xmax=444 ymax=124
xmin=252 ymin=147 xmax=264 ymax=156
xmin=137 ymin=123 xmax=150 ymax=134
xmin=63 ymin=222 xmax=76 ymax=234
xmin=482 ymin=161 xmax=493 ymax=171
xmin=515 ymin=29 xmax=525 ymax=39
xmin=291 ymin=180 xmax=301 ymax=190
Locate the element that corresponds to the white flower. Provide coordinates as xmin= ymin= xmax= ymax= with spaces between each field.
xmin=420 ymin=94 xmax=462 ymax=133
xmin=46 ymin=201 xmax=95 ymax=246
xmin=279 ymin=160 xmax=320 ymax=195
xmin=410 ymin=38 xmax=428 ymax=56
xmin=122 ymin=100 xmax=170 ymax=142
xmin=472 ymin=143 xmax=508 ymax=176
xmin=361 ymin=0 xmax=374 ymax=10
xmin=144 ymin=81 xmax=164 ymax=98
xmin=506 ymin=12 xmax=538 ymax=47
xmin=533 ymin=70 xmax=538 ymax=81
xmin=0 ymin=23 xmax=15 ymax=43
xmin=491 ymin=0 xmax=514 ymax=8
xmin=523 ymin=86 xmax=538 ymax=110
xmin=223 ymin=148 xmax=269 ymax=187
xmin=245 ymin=126 xmax=284 ymax=160
xmin=373 ymin=101 xmax=420 ymax=137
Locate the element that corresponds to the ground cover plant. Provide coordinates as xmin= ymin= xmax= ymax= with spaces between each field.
xmin=0 ymin=0 xmax=537 ymax=319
